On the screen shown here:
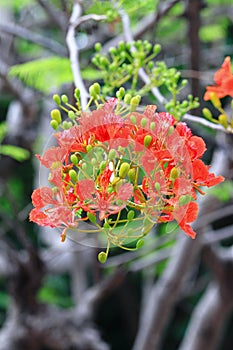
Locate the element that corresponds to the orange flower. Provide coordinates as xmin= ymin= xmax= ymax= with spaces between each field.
xmin=204 ymin=56 xmax=233 ymax=100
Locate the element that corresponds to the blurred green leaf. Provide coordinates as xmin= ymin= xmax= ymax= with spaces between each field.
xmin=209 ymin=180 xmax=233 ymax=203
xmin=0 ymin=144 xmax=30 ymax=162
xmin=200 ymin=24 xmax=226 ymax=43
xmin=0 ymin=122 xmax=7 ymax=144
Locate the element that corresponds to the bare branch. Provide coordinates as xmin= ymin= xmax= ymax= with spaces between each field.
xmin=0 ymin=22 xmax=67 ymax=56
xmin=66 ymin=2 xmax=89 ymax=108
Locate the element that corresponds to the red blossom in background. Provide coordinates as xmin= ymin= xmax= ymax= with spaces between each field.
xmin=204 ymin=56 xmax=233 ymax=100
xmin=30 ymin=99 xmax=224 ymax=252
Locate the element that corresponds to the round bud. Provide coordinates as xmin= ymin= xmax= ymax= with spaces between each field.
xmin=119 ymin=162 xmax=130 ymax=178
xmin=86 ymin=145 xmax=92 ymax=152
xmin=69 ymin=169 xmax=77 ymax=182
xmin=68 ymin=111 xmax=75 ymax=119
xmin=61 ymin=94 xmax=68 ymax=103
xmin=154 ymin=182 xmax=160 ymax=191
xmin=130 ymin=115 xmax=137 ymax=125
xmin=95 ymin=42 xmax=102 ymax=52
xmin=70 ymin=154 xmax=78 ymax=164
xmin=53 ymin=94 xmax=61 ymax=105
xmin=109 ymin=47 xmax=117 ymax=55
xmin=93 ymin=82 xmax=101 ymax=95
xmin=51 ymin=109 xmax=62 ymax=123
xmin=124 ymin=93 xmax=132 ymax=104
xmin=170 ymin=167 xmax=180 ymax=180
xmin=144 ymin=134 xmax=152 ymax=148
xmin=153 ymin=44 xmax=161 ymax=54
xmin=202 ymin=108 xmax=212 ymax=120
xmin=81 ymin=162 xmax=87 ymax=170
xmin=74 ymin=88 xmax=80 ymax=100
xmin=150 ymin=122 xmax=156 ymax=130
xmin=50 ymin=120 xmax=58 ymax=130
xmin=128 ymin=168 xmax=136 ymax=183
xmin=98 ymin=251 xmax=107 ymax=264
xmin=141 ymin=117 xmax=148 ymax=128
xmin=218 ymin=114 xmax=228 ymax=128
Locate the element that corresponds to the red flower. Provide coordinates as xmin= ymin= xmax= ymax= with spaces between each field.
xmin=29 ymin=187 xmax=75 ymax=229
xmin=192 ymin=159 xmax=224 ymax=188
xmin=204 ymin=56 xmax=233 ymax=100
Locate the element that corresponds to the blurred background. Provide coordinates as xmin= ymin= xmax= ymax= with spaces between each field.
xmin=0 ymin=1 xmax=233 ymax=349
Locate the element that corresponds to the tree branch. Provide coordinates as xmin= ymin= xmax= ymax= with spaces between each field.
xmin=0 ymin=22 xmax=67 ymax=56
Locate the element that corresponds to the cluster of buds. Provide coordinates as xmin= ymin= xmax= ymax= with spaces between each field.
xmin=30 ymin=85 xmax=224 ymax=262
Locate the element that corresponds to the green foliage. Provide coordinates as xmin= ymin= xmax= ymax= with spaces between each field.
xmin=209 ymin=180 xmax=233 ymax=202
xmin=37 ymin=275 xmax=73 ymax=308
xmin=200 ymin=24 xmax=226 ymax=43
xmin=0 ymin=145 xmax=30 ymax=162
xmin=9 ymin=56 xmax=104 ymax=93
xmin=9 ymin=57 xmax=73 ymax=93
xmin=0 ymin=122 xmax=30 ymax=161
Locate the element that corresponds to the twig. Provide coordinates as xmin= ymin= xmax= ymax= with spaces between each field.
xmin=0 ymin=22 xmax=67 ymax=56
xmin=183 ymin=113 xmax=226 ymax=131
xmin=66 ymin=2 xmax=89 ymax=109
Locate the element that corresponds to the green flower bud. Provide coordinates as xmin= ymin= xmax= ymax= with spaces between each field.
xmin=116 ymin=87 xmax=125 ymax=100
xmin=130 ymin=95 xmax=141 ymax=111
xmin=136 ymin=239 xmax=144 ymax=249
xmin=148 ymin=61 xmax=154 ymax=70
xmin=181 ymin=79 xmax=188 ymax=87
xmin=95 ymin=42 xmax=102 ymax=52
xmin=153 ymin=44 xmax=161 ymax=55
xmin=86 ymin=145 xmax=92 ymax=152
xmin=50 ymin=120 xmax=58 ymax=130
xmin=53 ymin=94 xmax=61 ymax=105
xmin=202 ymin=108 xmax=212 ymax=120
xmin=127 ymin=210 xmax=135 ymax=221
xmin=170 ymin=167 xmax=180 ymax=180
xmin=70 ymin=154 xmax=78 ymax=164
xmin=119 ymin=162 xmax=130 ymax=178
xmin=89 ymin=84 xmax=97 ymax=98
xmin=141 ymin=117 xmax=148 ymax=128
xmin=69 ymin=169 xmax=77 ymax=182
xmin=51 ymin=109 xmax=62 ymax=124
xmin=150 ymin=121 xmax=156 ymax=131
xmin=98 ymin=251 xmax=107 ymax=264
xmin=61 ymin=94 xmax=68 ymax=103
xmin=93 ymin=82 xmax=101 ymax=95
xmin=68 ymin=111 xmax=75 ymax=119
xmin=124 ymin=93 xmax=132 ymax=104
xmin=210 ymin=92 xmax=221 ymax=109
xmin=144 ymin=134 xmax=152 ymax=147
xmin=74 ymin=88 xmax=80 ymax=100
xmin=109 ymin=47 xmax=117 ymax=55
xmin=130 ymin=115 xmax=137 ymax=125
xmin=128 ymin=168 xmax=136 ymax=182
xmin=218 ymin=114 xmax=228 ymax=128
xmin=118 ymin=41 xmax=125 ymax=51
xmin=154 ymin=182 xmax=160 ymax=191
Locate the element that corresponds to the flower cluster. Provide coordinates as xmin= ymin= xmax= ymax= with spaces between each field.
xmin=30 ymin=96 xmax=224 ymax=261
xmin=203 ymin=56 xmax=233 ymax=130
